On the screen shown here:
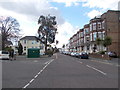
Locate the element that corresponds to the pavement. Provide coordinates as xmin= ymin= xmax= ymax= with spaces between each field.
xmin=2 ymin=53 xmax=119 ymax=88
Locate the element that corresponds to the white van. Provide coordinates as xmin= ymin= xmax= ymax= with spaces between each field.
xmin=0 ymin=51 xmax=9 ymax=60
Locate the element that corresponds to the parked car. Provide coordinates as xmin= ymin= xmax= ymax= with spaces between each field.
xmin=78 ymin=52 xmax=89 ymax=59
xmin=70 ymin=52 xmax=76 ymax=57
xmin=0 ymin=51 xmax=10 ymax=60
xmin=108 ymin=51 xmax=117 ymax=58
xmin=75 ymin=53 xmax=81 ymax=58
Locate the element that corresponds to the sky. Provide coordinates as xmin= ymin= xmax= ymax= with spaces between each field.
xmin=0 ymin=0 xmax=119 ymax=48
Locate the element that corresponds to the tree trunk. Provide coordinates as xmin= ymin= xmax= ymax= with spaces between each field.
xmin=45 ymin=33 xmax=48 ymax=55
xmin=45 ymin=38 xmax=47 ymax=55
xmin=2 ymin=35 xmax=5 ymax=50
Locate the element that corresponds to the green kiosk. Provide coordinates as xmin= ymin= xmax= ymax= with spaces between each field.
xmin=27 ymin=48 xmax=40 ymax=58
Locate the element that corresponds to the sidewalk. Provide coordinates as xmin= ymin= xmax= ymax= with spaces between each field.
xmin=15 ymin=54 xmax=55 ymax=61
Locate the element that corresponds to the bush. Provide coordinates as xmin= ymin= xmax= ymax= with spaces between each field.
xmin=99 ymin=51 xmax=106 ymax=55
xmin=46 ymin=49 xmax=53 ymax=57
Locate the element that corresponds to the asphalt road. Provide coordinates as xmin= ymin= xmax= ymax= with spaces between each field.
xmin=2 ymin=53 xmax=119 ymax=88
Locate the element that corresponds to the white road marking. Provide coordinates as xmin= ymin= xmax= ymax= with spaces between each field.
xmin=22 ymin=59 xmax=54 ymax=89
xmin=86 ymin=65 xmax=107 ymax=75
xmin=34 ymin=60 xmax=38 ymax=62
xmin=44 ymin=61 xmax=50 ymax=64
xmin=23 ymin=83 xmax=30 ymax=89
xmin=29 ymin=79 xmax=34 ymax=83
xmin=34 ymin=75 xmax=38 ymax=78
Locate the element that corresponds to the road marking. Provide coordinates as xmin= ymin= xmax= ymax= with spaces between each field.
xmin=23 ymin=83 xmax=30 ymax=89
xmin=29 ymin=79 xmax=34 ymax=83
xmin=44 ymin=61 xmax=50 ymax=64
xmin=34 ymin=60 xmax=38 ymax=62
xmin=22 ymin=59 xmax=54 ymax=89
xmin=86 ymin=65 xmax=107 ymax=75
xmin=34 ymin=75 xmax=38 ymax=78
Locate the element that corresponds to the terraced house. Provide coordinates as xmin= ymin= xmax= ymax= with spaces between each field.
xmin=69 ymin=10 xmax=120 ymax=57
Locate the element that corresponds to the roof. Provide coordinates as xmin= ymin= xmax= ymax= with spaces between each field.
xmin=20 ymin=36 xmax=38 ymax=40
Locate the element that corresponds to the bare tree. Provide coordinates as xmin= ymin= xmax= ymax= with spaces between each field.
xmin=0 ymin=16 xmax=21 ymax=50
xmin=38 ymin=14 xmax=57 ymax=54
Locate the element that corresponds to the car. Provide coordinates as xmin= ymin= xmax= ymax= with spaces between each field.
xmin=0 ymin=51 xmax=10 ymax=60
xmin=70 ymin=52 xmax=76 ymax=57
xmin=108 ymin=51 xmax=117 ymax=58
xmin=40 ymin=53 xmax=45 ymax=56
xmin=78 ymin=52 xmax=89 ymax=59
xmin=75 ymin=53 xmax=81 ymax=58
xmin=68 ymin=52 xmax=72 ymax=56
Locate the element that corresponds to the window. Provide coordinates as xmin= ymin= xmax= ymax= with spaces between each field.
xmin=24 ymin=40 xmax=27 ymax=44
xmin=90 ymin=33 xmax=92 ymax=41
xmin=98 ymin=22 xmax=102 ymax=30
xmin=87 ymin=46 xmax=89 ymax=50
xmin=102 ymin=21 xmax=105 ymax=29
xmin=98 ymin=32 xmax=104 ymax=39
xmin=93 ymin=23 xmax=96 ymax=30
xmin=90 ymin=24 xmax=92 ymax=31
xmin=79 ymin=33 xmax=81 ymax=37
xmin=86 ymin=36 xmax=90 ymax=42
xmin=84 ymin=37 xmax=86 ymax=43
xmin=93 ymin=32 xmax=97 ymax=41
xmin=85 ymin=28 xmax=89 ymax=34
xmin=81 ymin=38 xmax=84 ymax=43
xmin=81 ymin=32 xmax=84 ymax=37
xmin=32 ymin=41 xmax=34 ymax=44
xmin=24 ymin=46 xmax=26 ymax=50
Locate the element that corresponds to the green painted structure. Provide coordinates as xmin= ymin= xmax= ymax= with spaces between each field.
xmin=27 ymin=48 xmax=40 ymax=58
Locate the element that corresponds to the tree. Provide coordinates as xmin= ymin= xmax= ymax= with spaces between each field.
xmin=102 ymin=36 xmax=112 ymax=51
xmin=0 ymin=16 xmax=21 ymax=50
xmin=18 ymin=42 xmax=23 ymax=55
xmin=38 ymin=14 xmax=57 ymax=54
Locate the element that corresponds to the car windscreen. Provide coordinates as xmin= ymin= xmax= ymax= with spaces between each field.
xmin=2 ymin=51 xmax=9 ymax=54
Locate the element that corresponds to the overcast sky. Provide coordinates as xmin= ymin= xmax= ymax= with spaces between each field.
xmin=0 ymin=0 xmax=119 ymax=48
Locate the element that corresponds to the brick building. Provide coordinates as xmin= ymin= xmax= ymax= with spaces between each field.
xmin=69 ymin=10 xmax=120 ymax=56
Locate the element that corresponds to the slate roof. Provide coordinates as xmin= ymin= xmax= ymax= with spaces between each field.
xmin=20 ymin=36 xmax=38 ymax=40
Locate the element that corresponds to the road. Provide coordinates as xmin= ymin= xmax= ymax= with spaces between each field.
xmin=2 ymin=53 xmax=119 ymax=88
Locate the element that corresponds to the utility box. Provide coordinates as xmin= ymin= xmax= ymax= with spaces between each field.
xmin=27 ymin=48 xmax=40 ymax=58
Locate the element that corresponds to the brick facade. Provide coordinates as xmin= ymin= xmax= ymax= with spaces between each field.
xmin=69 ymin=10 xmax=120 ymax=56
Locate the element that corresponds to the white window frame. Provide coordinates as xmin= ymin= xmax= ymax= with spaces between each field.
xmin=93 ymin=23 xmax=96 ymax=30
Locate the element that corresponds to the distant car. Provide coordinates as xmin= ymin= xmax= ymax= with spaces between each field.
xmin=40 ymin=53 xmax=45 ymax=56
xmin=0 ymin=51 xmax=10 ymax=60
xmin=68 ymin=52 xmax=72 ymax=55
xmin=70 ymin=52 xmax=76 ymax=57
xmin=78 ymin=52 xmax=89 ymax=59
xmin=75 ymin=53 xmax=81 ymax=58
xmin=108 ymin=51 xmax=117 ymax=58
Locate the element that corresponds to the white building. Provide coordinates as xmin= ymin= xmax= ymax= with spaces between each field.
xmin=20 ymin=36 xmax=45 ymax=55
